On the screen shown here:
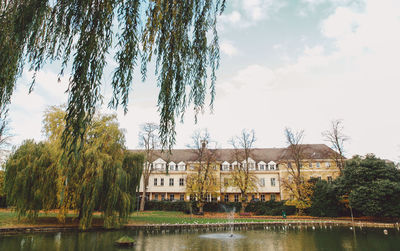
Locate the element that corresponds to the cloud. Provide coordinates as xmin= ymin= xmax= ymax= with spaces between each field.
xmin=219 ymin=0 xmax=285 ymax=28
xmin=220 ymin=41 xmax=239 ymax=56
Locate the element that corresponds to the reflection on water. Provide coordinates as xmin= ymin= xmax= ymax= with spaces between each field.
xmin=0 ymin=226 xmax=399 ymax=251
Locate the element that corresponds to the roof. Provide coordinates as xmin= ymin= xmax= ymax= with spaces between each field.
xmin=130 ymin=144 xmax=339 ymax=163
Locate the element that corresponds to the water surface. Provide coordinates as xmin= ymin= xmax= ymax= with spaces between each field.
xmin=0 ymin=226 xmax=399 ymax=251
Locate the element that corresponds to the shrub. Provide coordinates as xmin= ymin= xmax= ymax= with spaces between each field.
xmin=245 ymin=201 xmax=296 ymax=216
xmin=144 ymin=200 xmax=189 ymax=212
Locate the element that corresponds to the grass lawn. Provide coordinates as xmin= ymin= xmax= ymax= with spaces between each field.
xmin=0 ymin=210 xmax=283 ymax=228
xmin=127 ymin=211 xmax=278 ymax=225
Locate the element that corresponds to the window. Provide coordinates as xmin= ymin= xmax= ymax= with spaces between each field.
xmin=169 ymin=178 xmax=174 ymax=186
xmin=222 ymin=163 xmax=230 ymax=171
xmin=180 ymin=194 xmax=185 ymax=201
xmin=269 ymin=164 xmax=276 ymax=170
xmin=154 ymin=178 xmax=157 ymax=186
xmin=179 ymin=178 xmax=184 ymax=186
xmin=259 ymin=178 xmax=265 ymax=187
xmin=170 ymin=194 xmax=174 ymax=201
xmin=212 ymin=196 xmax=217 ymax=202
xmin=288 ymin=162 xmax=292 ymax=168
xmin=261 ymin=194 xmax=265 ymax=201
xmin=271 ymin=178 xmax=276 ymax=187
xmin=234 ymin=194 xmax=239 ymax=202
xmin=161 ymin=194 xmax=165 ymax=200
xmin=224 ymin=194 xmax=229 ymax=202
xmin=224 ymin=178 xmax=229 ymax=186
xmin=160 ymin=178 xmax=164 ymax=186
xmin=326 ymin=162 xmax=331 ymax=168
xmin=190 ymin=195 xmax=195 ymax=201
xmin=154 ymin=194 xmax=158 ymax=201
xmin=327 ymin=176 xmax=332 ymax=183
xmin=178 ymin=162 xmax=186 ymax=171
xmin=190 ymin=165 xmax=195 ymax=170
xmin=270 ymin=194 xmax=276 ymax=201
xmin=259 ymin=164 xmax=265 ymax=170
xmin=251 ymin=195 xmax=255 ymax=201
xmin=169 ymin=162 xmax=176 ymax=171
xmin=309 ymin=162 xmax=313 ymax=168
xmin=249 ymin=163 xmax=255 ymax=170
xmin=316 ymin=162 xmax=321 ymax=168
xmin=207 ymin=194 xmax=211 ymax=202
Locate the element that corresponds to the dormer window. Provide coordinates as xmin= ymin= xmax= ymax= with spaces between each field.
xmin=268 ymin=161 xmax=276 ymax=170
xmin=258 ymin=161 xmax=266 ymax=171
xmin=232 ymin=161 xmax=239 ymax=170
xmin=178 ymin=161 xmax=186 ymax=171
xmin=168 ymin=161 xmax=176 ymax=171
xmin=222 ymin=161 xmax=230 ymax=171
xmin=242 ymin=158 xmax=256 ymax=170
xmin=153 ymin=158 xmax=166 ymax=170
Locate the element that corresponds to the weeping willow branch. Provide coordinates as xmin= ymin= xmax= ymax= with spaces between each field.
xmin=0 ymin=0 xmax=225 ymax=157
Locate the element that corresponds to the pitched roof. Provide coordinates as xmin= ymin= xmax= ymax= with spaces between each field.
xmin=130 ymin=144 xmax=338 ymax=163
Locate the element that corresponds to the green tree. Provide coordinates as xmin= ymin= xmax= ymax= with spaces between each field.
xmin=309 ymin=179 xmax=345 ymax=217
xmin=5 ymin=107 xmax=144 ymax=229
xmin=335 ymin=154 xmax=400 ymax=217
xmin=4 ymin=140 xmax=58 ymax=219
xmin=0 ymin=0 xmax=225 ymax=155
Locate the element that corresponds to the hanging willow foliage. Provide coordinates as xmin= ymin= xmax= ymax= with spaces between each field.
xmin=4 ymin=140 xmax=58 ymax=219
xmin=5 ymin=107 xmax=144 ymax=229
xmin=0 ymin=0 xmax=225 ymax=157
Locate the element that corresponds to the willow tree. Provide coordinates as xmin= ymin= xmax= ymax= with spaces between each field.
xmin=4 ymin=140 xmax=58 ymax=219
xmin=0 ymin=0 xmax=225 ymax=157
xmin=42 ymin=106 xmax=143 ymax=229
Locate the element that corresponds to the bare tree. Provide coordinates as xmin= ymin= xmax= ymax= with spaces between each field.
xmin=229 ymin=129 xmax=258 ymax=212
xmin=186 ymin=129 xmax=219 ymax=214
xmin=280 ymin=128 xmax=312 ymax=215
xmin=138 ymin=123 xmax=160 ymax=211
xmin=322 ymin=119 xmax=348 ymax=173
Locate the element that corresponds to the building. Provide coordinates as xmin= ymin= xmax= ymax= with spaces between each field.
xmin=136 ymin=144 xmax=341 ymax=202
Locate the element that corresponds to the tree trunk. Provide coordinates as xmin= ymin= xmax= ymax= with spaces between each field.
xmin=240 ymin=193 xmax=247 ymax=213
xmin=139 ymin=187 xmax=146 ymax=211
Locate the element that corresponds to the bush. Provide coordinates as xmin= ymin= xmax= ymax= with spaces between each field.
xmin=245 ymin=201 xmax=296 ymax=216
xmin=203 ymin=202 xmax=241 ymax=212
xmin=144 ymin=200 xmax=190 ymax=212
xmin=143 ymin=201 xmax=242 ymax=213
xmin=309 ymin=180 xmax=347 ymax=217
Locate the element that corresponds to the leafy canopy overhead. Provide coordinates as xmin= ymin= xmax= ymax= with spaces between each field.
xmin=0 ymin=0 xmax=225 ymax=152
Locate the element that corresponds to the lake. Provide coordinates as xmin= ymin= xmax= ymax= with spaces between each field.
xmin=1 ymin=225 xmax=399 ymax=251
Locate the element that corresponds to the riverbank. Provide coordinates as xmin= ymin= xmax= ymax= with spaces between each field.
xmin=0 ymin=210 xmax=399 ymax=235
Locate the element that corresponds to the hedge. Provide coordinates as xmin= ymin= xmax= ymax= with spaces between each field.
xmin=245 ymin=201 xmax=296 ymax=216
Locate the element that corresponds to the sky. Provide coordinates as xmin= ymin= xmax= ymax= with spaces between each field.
xmin=7 ymin=0 xmax=400 ymax=162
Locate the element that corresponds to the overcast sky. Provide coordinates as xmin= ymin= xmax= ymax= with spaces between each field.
xmin=8 ymin=0 xmax=400 ymax=161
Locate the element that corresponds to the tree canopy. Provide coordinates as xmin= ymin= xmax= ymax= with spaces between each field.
xmin=335 ymin=154 xmax=400 ymax=218
xmin=0 ymin=0 xmax=225 ymax=155
xmin=4 ymin=107 xmax=144 ymax=229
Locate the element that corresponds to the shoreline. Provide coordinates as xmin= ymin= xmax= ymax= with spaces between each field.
xmin=1 ymin=220 xmax=399 ymax=235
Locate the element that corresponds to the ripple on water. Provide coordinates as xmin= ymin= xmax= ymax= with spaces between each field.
xmin=199 ymin=233 xmax=244 ymax=240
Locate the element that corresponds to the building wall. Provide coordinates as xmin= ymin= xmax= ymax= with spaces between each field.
xmin=138 ymin=150 xmax=342 ymax=202
xmin=279 ymin=160 xmax=341 ymax=200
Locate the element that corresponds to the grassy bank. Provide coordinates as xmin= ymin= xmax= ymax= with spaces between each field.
xmin=0 ymin=210 xmax=280 ymax=228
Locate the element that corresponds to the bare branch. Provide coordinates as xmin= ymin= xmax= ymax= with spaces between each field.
xmin=322 ymin=119 xmax=348 ymax=172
